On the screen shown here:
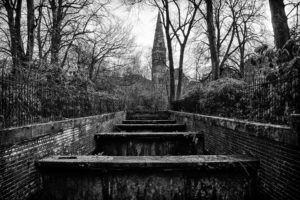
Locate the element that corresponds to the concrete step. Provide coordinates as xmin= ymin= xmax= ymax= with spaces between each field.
xmin=37 ymin=155 xmax=259 ymax=200
xmin=126 ymin=114 xmax=170 ymax=120
xmin=93 ymin=132 xmax=204 ymax=156
xmin=126 ymin=112 xmax=170 ymax=120
xmin=114 ymin=124 xmax=186 ymax=132
xmin=122 ymin=120 xmax=176 ymax=124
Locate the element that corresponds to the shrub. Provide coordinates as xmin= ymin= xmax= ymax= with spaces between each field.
xmin=198 ymin=78 xmax=248 ymax=118
xmin=174 ymin=78 xmax=248 ymax=118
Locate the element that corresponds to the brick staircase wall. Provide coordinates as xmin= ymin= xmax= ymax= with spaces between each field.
xmin=169 ymin=111 xmax=300 ymax=200
xmin=0 ymin=112 xmax=125 ymax=200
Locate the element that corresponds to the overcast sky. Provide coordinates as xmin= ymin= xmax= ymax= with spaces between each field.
xmin=109 ymin=2 xmax=158 ymax=49
xmin=108 ymin=1 xmax=276 ymax=79
xmin=109 ymin=1 xmax=274 ymax=49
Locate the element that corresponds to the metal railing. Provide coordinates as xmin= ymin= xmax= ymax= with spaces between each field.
xmin=172 ymin=75 xmax=300 ymax=125
xmin=0 ymin=75 xmax=125 ymax=129
xmin=243 ymin=75 xmax=300 ymax=124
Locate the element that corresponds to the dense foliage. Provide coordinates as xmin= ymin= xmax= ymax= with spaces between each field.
xmin=173 ymin=78 xmax=248 ymax=118
xmin=173 ymin=57 xmax=300 ymax=124
xmin=0 ymin=72 xmax=124 ymax=128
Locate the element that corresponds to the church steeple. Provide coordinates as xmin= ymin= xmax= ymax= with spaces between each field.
xmin=153 ymin=13 xmax=166 ymax=50
xmin=152 ymin=12 xmax=166 ymax=84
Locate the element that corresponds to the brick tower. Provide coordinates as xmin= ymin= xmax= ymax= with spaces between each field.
xmin=152 ymin=13 xmax=167 ymax=85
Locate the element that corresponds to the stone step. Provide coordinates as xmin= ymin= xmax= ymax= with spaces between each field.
xmin=93 ymin=132 xmax=203 ymax=156
xmin=37 ymin=155 xmax=259 ymax=200
xmin=38 ymin=155 xmax=258 ymax=170
xmin=126 ymin=112 xmax=170 ymax=120
xmin=126 ymin=115 xmax=170 ymax=120
xmin=114 ymin=124 xmax=186 ymax=132
xmin=122 ymin=120 xmax=176 ymax=124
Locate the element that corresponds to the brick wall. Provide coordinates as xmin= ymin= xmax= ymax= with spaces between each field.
xmin=169 ymin=111 xmax=300 ymax=200
xmin=0 ymin=111 xmax=125 ymax=200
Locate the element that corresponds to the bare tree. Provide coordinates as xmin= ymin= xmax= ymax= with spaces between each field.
xmin=285 ymin=0 xmax=300 ymax=39
xmin=193 ymin=0 xmax=265 ymax=79
xmin=46 ymin=0 xmax=102 ymax=68
xmin=0 ymin=0 xmax=110 ymax=80
xmin=85 ymin=22 xmax=134 ymax=81
xmin=0 ymin=0 xmax=35 ymax=76
xmin=229 ymin=0 xmax=264 ymax=76
xmin=205 ymin=0 xmax=219 ymax=80
xmin=269 ymin=0 xmax=290 ymax=49
xmin=167 ymin=0 xmax=202 ymax=99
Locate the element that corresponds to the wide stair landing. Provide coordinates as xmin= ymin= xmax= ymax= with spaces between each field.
xmin=37 ymin=111 xmax=259 ymax=200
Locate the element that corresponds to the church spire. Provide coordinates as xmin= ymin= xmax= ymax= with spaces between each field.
xmin=152 ymin=12 xmax=166 ymax=85
xmin=153 ymin=13 xmax=166 ymax=50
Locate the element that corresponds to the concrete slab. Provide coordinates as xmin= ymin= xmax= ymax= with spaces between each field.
xmin=37 ymin=155 xmax=259 ymax=200
xmin=126 ymin=112 xmax=170 ymax=120
xmin=114 ymin=124 xmax=186 ymax=132
xmin=94 ymin=131 xmax=200 ymax=137
xmin=37 ymin=155 xmax=259 ymax=171
xmin=93 ymin=132 xmax=204 ymax=156
xmin=122 ymin=120 xmax=176 ymax=124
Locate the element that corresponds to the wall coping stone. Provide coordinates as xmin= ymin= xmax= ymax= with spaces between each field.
xmin=169 ymin=111 xmax=298 ymax=146
xmin=0 ymin=111 xmax=125 ymax=146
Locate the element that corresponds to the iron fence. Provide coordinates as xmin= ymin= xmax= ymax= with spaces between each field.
xmin=0 ymin=75 xmax=125 ymax=129
xmin=172 ymin=75 xmax=300 ymax=125
xmin=243 ymin=75 xmax=300 ymax=124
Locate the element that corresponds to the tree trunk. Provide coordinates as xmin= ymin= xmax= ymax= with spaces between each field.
xmin=50 ymin=0 xmax=62 ymax=65
xmin=37 ymin=3 xmax=43 ymax=61
xmin=26 ymin=0 xmax=35 ymax=62
xmin=239 ymin=53 xmax=245 ymax=77
xmin=269 ymin=0 xmax=290 ymax=49
xmin=206 ymin=0 xmax=220 ymax=80
xmin=89 ymin=60 xmax=95 ymax=81
xmin=176 ymin=47 xmax=184 ymax=100
xmin=167 ymin=34 xmax=175 ymax=105
xmin=163 ymin=0 xmax=175 ymax=105
xmin=4 ymin=0 xmax=26 ymax=77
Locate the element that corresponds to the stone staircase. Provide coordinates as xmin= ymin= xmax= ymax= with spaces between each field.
xmin=93 ymin=112 xmax=203 ymax=156
xmin=37 ymin=111 xmax=259 ymax=200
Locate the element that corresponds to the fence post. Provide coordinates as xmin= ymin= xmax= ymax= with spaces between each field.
xmin=291 ymin=114 xmax=300 ymax=146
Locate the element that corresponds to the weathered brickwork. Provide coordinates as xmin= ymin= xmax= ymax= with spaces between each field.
xmin=0 ymin=112 xmax=125 ymax=200
xmin=169 ymin=111 xmax=300 ymax=200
